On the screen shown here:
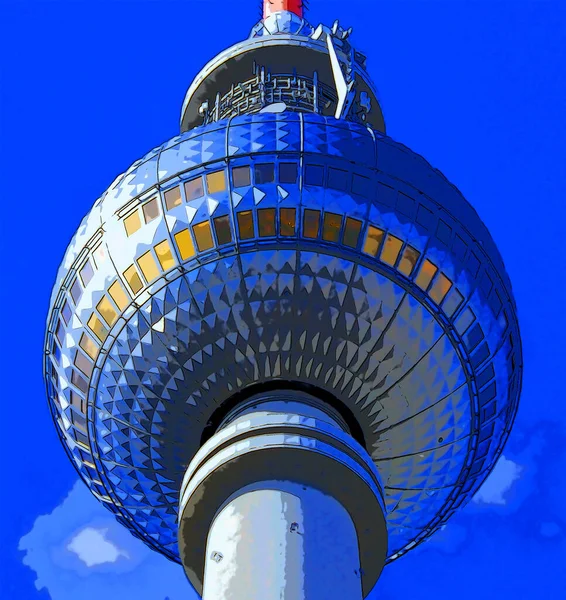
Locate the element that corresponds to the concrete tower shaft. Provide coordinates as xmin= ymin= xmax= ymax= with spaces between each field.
xmin=179 ymin=390 xmax=387 ymax=599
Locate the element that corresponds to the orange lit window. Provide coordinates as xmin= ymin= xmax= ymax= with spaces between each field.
xmin=96 ymin=296 xmax=118 ymax=327
xmin=137 ymin=250 xmax=160 ymax=282
xmin=237 ymin=211 xmax=254 ymax=240
xmin=123 ymin=265 xmax=143 ymax=294
xmin=280 ymin=208 xmax=296 ymax=236
xmin=124 ymin=211 xmax=142 ymax=236
xmin=192 ymin=221 xmax=215 ymax=251
xmin=87 ymin=314 xmax=108 ymax=342
xmin=398 ymin=246 xmax=421 ymax=277
xmin=429 ymin=273 xmax=453 ymax=304
xmin=381 ymin=234 xmax=403 ymax=266
xmin=342 ymin=217 xmax=362 ymax=248
xmin=415 ymin=259 xmax=438 ymax=291
xmin=206 ymin=171 xmax=226 ymax=194
xmin=174 ymin=229 xmax=196 ymax=260
xmin=362 ymin=225 xmax=384 ymax=257
xmin=108 ymin=281 xmax=130 ymax=311
xmin=258 ymin=208 xmax=276 ymax=237
xmin=303 ymin=209 xmax=320 ymax=238
xmin=154 ymin=240 xmax=175 ymax=271
xmin=322 ymin=212 xmax=342 ymax=242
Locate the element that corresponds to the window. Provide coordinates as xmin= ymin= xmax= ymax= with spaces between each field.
xmin=213 ymin=215 xmax=233 ymax=245
xmin=108 ymin=281 xmax=129 ymax=311
xmin=61 ymin=301 xmax=72 ymax=325
xmin=342 ymin=217 xmax=362 ymax=248
xmin=192 ymin=221 xmax=215 ymax=251
xmin=124 ymin=211 xmax=142 ymax=237
xmin=184 ymin=177 xmax=204 ymax=202
xmin=207 ymin=170 xmax=226 ymax=194
xmin=52 ymin=343 xmax=61 ymax=365
xmin=79 ymin=259 xmax=94 ymax=287
xmin=55 ymin=321 xmax=64 ymax=345
xmin=233 ymin=166 xmax=251 ymax=188
xmin=154 ymin=240 xmax=175 ymax=271
xmin=87 ymin=314 xmax=109 ymax=342
xmin=363 ymin=225 xmax=384 ymax=257
xmin=305 ymin=165 xmax=324 ymax=186
xmin=322 ymin=212 xmax=342 ymax=242
xmin=327 ymin=168 xmax=349 ymax=192
xmin=381 ymin=234 xmax=403 ymax=266
xmin=142 ymin=198 xmax=160 ymax=223
xmin=442 ymin=288 xmax=464 ymax=317
xmin=137 ymin=250 xmax=160 ymax=282
xmin=123 ymin=264 xmax=143 ymax=294
xmin=465 ymin=323 xmax=485 ymax=352
xmin=237 ymin=211 xmax=254 ymax=240
xmin=174 ymin=229 xmax=196 ymax=260
xmin=164 ymin=186 xmax=182 ymax=210
xmin=79 ymin=332 xmax=98 ymax=361
xmin=415 ymin=259 xmax=438 ymax=291
xmin=70 ymin=389 xmax=85 ymax=413
xmin=96 ymin=296 xmax=118 ymax=327
xmin=254 ymin=163 xmax=275 ymax=185
xmin=71 ymin=410 xmax=87 ymax=433
xmin=455 ymin=307 xmax=475 ymax=334
xmin=74 ymin=429 xmax=89 ymax=448
xmin=303 ymin=209 xmax=320 ymax=238
xmin=280 ymin=208 xmax=296 ymax=236
xmin=258 ymin=208 xmax=276 ymax=237
xmin=280 ymin=163 xmax=298 ymax=184
xmin=398 ymin=246 xmax=420 ymax=276
xmin=352 ymin=174 xmax=372 ymax=198
xmin=70 ymin=278 xmax=82 ymax=304
xmin=429 ymin=273 xmax=453 ymax=304
xmin=71 ymin=369 xmax=89 ymax=394
xmin=74 ymin=350 xmax=93 ymax=378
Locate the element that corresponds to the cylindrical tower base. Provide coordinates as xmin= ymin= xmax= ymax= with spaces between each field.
xmin=203 ymin=482 xmax=362 ymax=600
xmin=179 ymin=390 xmax=387 ymax=598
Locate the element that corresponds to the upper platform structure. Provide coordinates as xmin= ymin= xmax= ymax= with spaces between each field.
xmin=180 ymin=1 xmax=385 ymax=132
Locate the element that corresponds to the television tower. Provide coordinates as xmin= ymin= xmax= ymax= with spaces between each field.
xmin=44 ymin=1 xmax=522 ymax=598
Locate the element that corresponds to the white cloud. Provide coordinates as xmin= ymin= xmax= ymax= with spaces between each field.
xmin=19 ymin=480 xmax=197 ymax=600
xmin=473 ymin=455 xmax=523 ymax=505
xmin=67 ymin=527 xmax=129 ymax=567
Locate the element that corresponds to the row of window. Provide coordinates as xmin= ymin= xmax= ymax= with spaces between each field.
xmin=122 ymin=162 xmax=368 ymax=239
xmin=121 ymin=208 xmax=468 ymax=321
xmin=52 ymin=209 xmax=476 ymax=416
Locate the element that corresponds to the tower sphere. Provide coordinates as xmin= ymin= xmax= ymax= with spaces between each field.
xmin=44 ymin=6 xmax=522 ymax=597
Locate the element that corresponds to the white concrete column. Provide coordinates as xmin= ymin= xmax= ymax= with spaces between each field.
xmin=202 ymin=482 xmax=363 ymax=600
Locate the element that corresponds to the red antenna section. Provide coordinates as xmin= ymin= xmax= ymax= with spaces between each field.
xmin=263 ymin=0 xmax=304 ymax=19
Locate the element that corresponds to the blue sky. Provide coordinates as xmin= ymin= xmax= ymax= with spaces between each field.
xmin=1 ymin=1 xmax=565 ymax=598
